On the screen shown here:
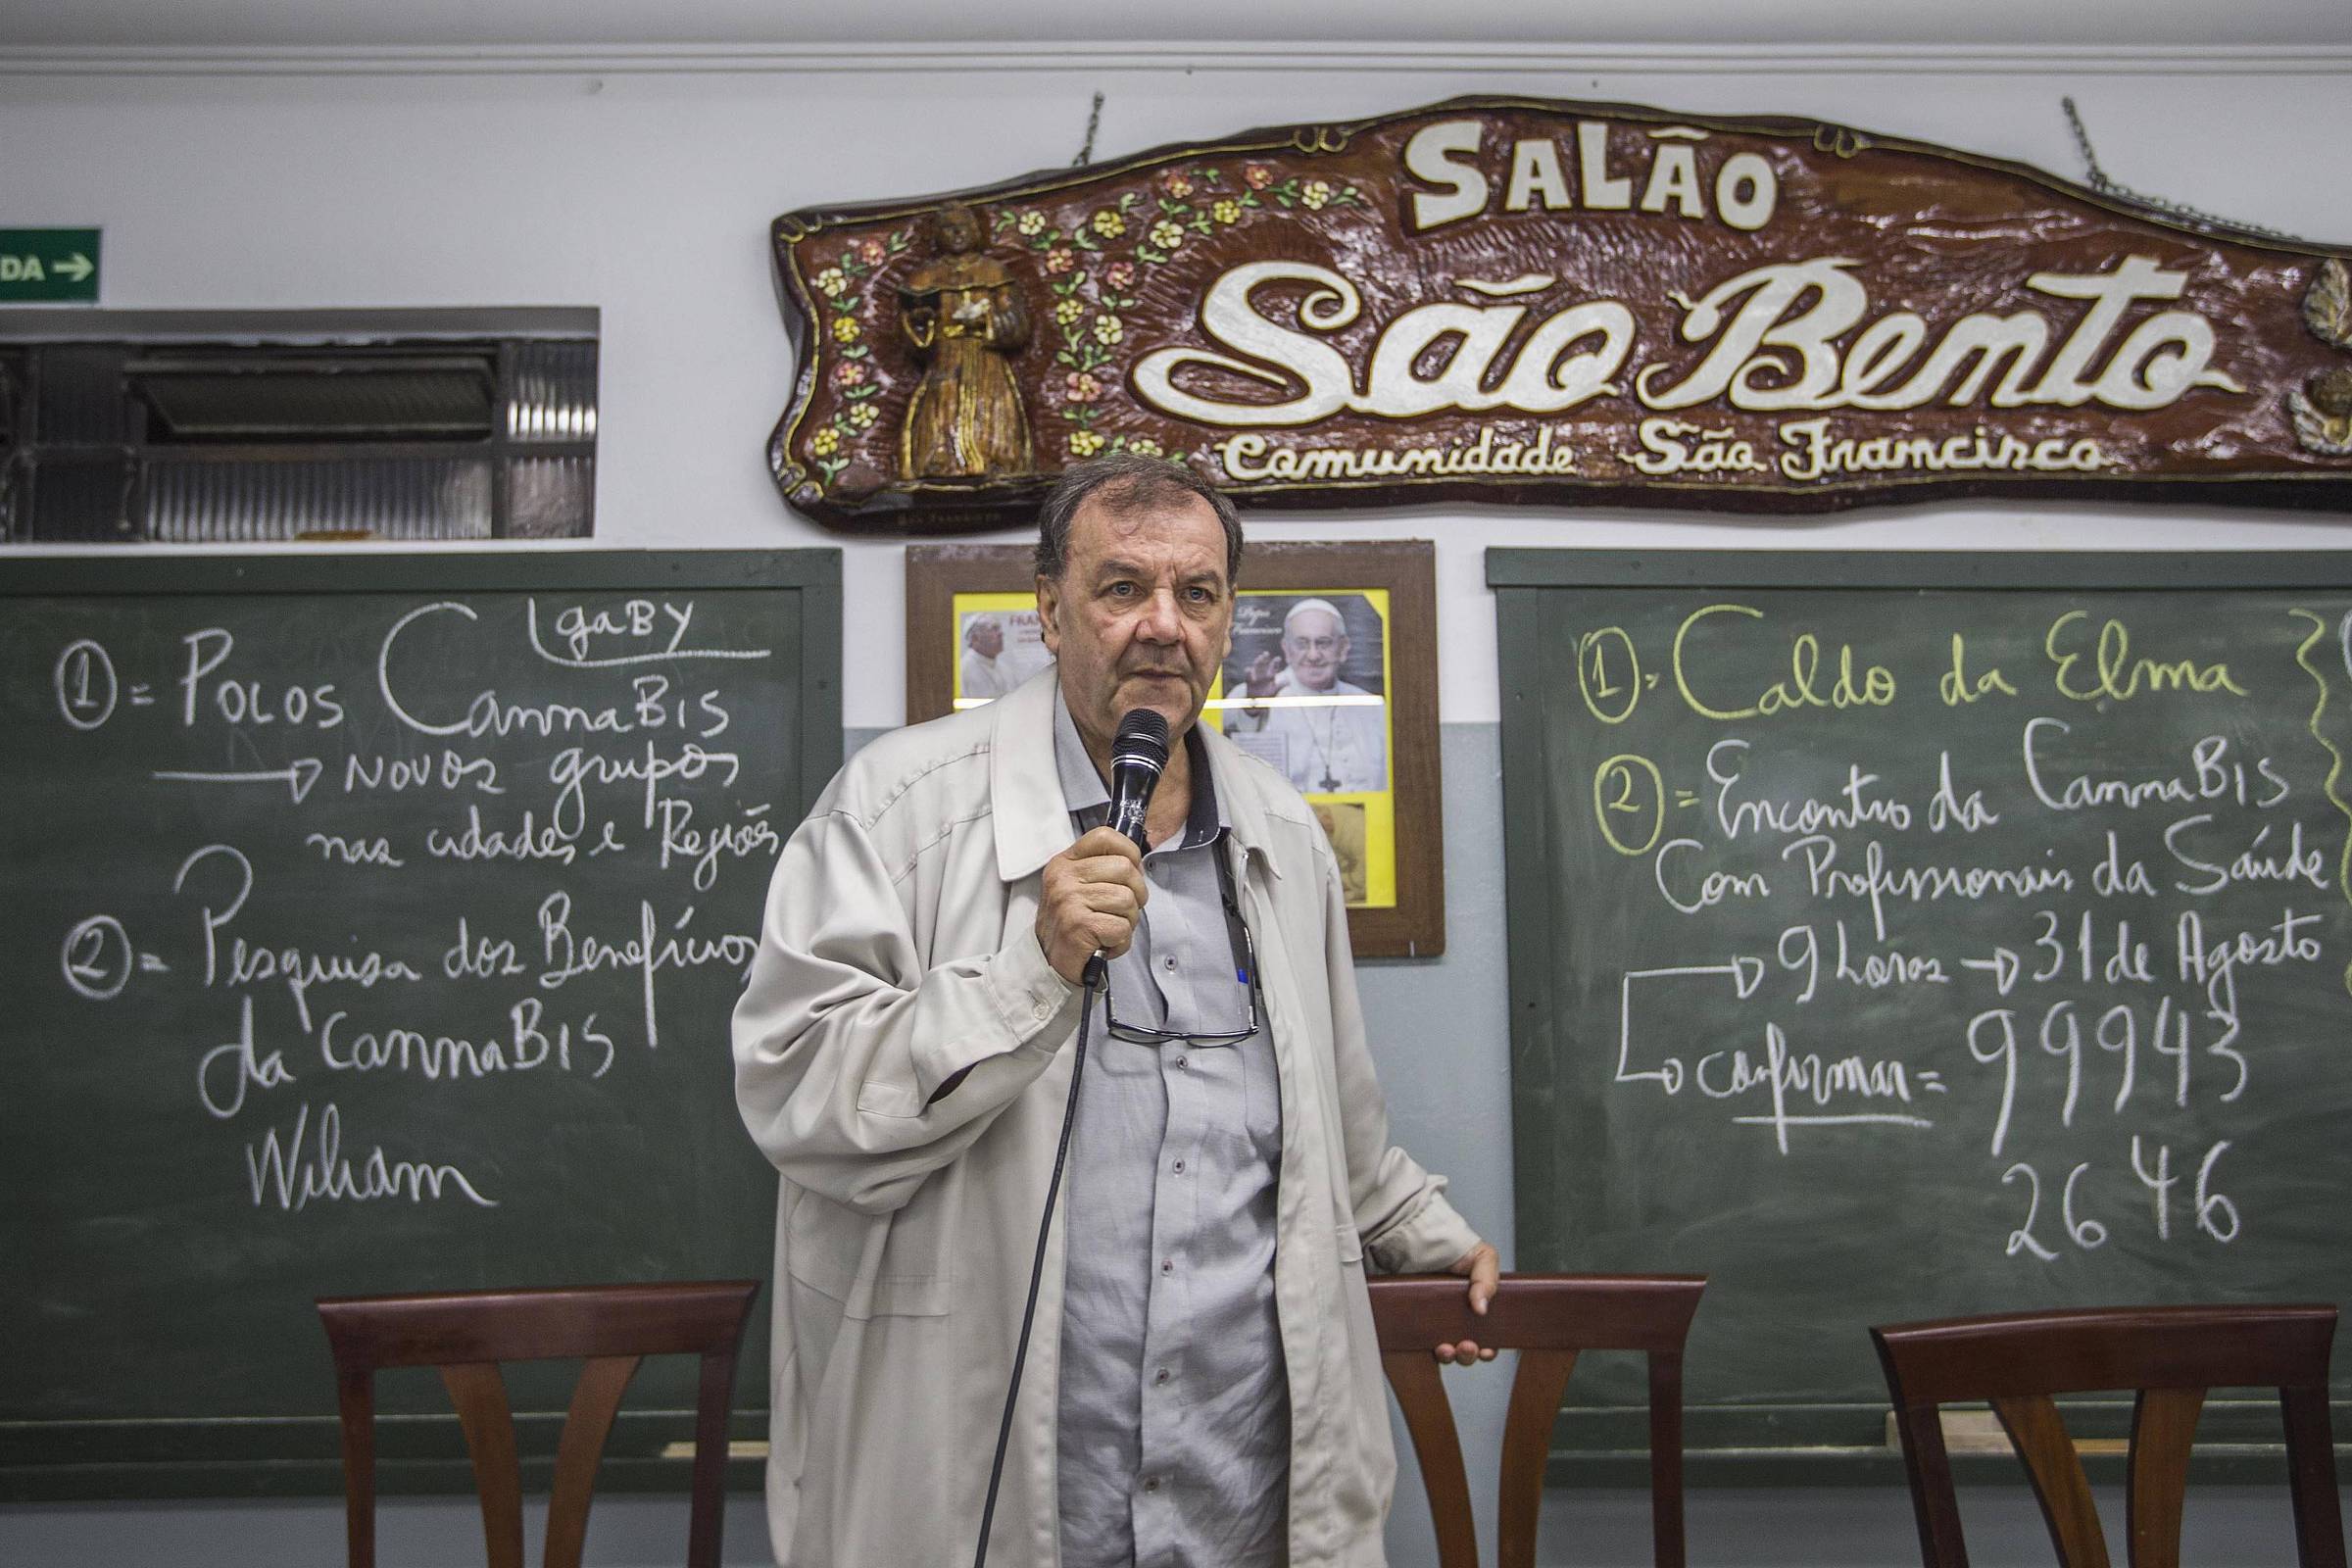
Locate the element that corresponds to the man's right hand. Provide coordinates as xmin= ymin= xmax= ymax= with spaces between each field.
xmin=1037 ymin=826 xmax=1149 ymax=985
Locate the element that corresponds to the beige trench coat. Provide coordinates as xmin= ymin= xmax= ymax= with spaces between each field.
xmin=733 ymin=668 xmax=1482 ymax=1567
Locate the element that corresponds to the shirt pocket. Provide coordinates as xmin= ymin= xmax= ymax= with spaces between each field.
xmin=784 ymin=1175 xmax=962 ymax=1319
xmin=1240 ymin=1032 xmax=1284 ymax=1164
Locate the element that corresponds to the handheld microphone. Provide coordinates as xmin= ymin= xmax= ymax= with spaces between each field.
xmin=1105 ymin=708 xmax=1171 ymax=854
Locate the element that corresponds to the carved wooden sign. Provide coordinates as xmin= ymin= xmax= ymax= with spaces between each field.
xmin=768 ymin=96 xmax=2352 ymax=530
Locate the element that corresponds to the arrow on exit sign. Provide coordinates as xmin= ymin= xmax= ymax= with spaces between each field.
xmin=0 ymin=229 xmax=102 ymax=303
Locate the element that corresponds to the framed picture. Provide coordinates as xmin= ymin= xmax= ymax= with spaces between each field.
xmin=906 ymin=539 xmax=1444 ymax=957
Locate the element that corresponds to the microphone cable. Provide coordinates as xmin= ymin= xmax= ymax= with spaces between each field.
xmin=971 ymin=949 xmax=1106 ymax=1568
xmin=974 ymin=708 xmax=1163 ymax=1566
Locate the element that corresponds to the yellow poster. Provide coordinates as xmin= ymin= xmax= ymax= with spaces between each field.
xmin=1211 ymin=589 xmax=1396 ymax=908
xmin=950 ymin=592 xmax=1055 ymax=709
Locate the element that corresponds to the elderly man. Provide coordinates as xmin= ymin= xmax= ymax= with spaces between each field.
xmin=960 ymin=612 xmax=1016 ymax=700
xmin=1239 ymin=597 xmax=1390 ymax=795
xmin=733 ymin=453 xmax=1496 ymax=1568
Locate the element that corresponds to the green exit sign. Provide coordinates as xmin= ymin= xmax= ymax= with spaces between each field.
xmin=0 ymin=228 xmax=101 ymax=303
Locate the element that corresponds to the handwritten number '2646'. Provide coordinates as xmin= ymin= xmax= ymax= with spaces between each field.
xmin=2001 ymin=1141 xmax=2238 ymax=1260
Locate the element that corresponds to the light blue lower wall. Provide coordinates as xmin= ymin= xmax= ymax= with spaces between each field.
xmin=0 ymin=724 xmax=2332 ymax=1566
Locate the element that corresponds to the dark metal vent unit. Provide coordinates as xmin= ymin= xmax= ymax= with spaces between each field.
xmin=0 ymin=309 xmax=596 ymax=543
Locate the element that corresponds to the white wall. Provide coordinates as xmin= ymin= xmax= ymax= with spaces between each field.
xmin=5 ymin=39 xmax=2350 ymax=1567
xmin=7 ymin=48 xmax=2352 ymax=730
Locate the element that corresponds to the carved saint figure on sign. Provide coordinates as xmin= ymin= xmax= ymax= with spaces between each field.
xmin=897 ymin=204 xmax=1034 ymax=481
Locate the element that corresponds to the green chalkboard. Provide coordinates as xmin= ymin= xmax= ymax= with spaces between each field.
xmin=1 ymin=551 xmax=840 ymax=1499
xmin=1494 ymin=549 xmax=2352 ymax=1482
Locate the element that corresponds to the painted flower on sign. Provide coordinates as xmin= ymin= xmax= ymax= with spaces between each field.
xmin=1017 ymin=210 xmax=1047 ymax=235
xmin=1066 ymin=371 xmax=1102 ymax=402
xmin=1301 ymin=179 xmax=1333 ymax=210
xmin=1068 ymin=429 xmax=1104 ymax=457
xmin=1091 ymin=209 xmax=1127 ymax=239
xmin=1093 ymin=314 xmax=1124 ymax=346
xmin=1212 ymin=199 xmax=1242 ymax=224
xmin=791 ymin=219 xmax=913 ymax=491
xmin=1149 ymin=220 xmax=1185 ymax=251
xmin=1054 ymin=298 xmax=1086 ymax=326
xmin=1243 ymin=164 xmax=1274 ymax=189
xmin=1104 ymin=261 xmax=1137 ymax=291
xmin=1045 ymin=247 xmax=1075 ymax=275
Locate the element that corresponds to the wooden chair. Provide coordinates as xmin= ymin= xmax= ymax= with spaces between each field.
xmin=317 ymin=1279 xmax=760 ymax=1568
xmin=1368 ymin=1272 xmax=1707 ymax=1568
xmin=1872 ymin=1302 xmax=2346 ymax=1568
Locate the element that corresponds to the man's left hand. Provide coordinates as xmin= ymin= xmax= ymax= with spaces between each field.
xmin=1435 ymin=1242 xmax=1500 ymax=1364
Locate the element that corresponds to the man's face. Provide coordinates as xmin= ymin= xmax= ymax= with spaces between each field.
xmin=967 ymin=616 xmax=1004 ymax=659
xmin=1281 ymin=606 xmax=1348 ymax=693
xmin=1037 ymin=488 xmax=1233 ymax=750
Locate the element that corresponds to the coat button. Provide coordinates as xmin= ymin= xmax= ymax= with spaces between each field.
xmin=1143 ymin=1477 xmax=1161 ymax=1494
xmin=1033 ymin=1000 xmax=1053 ymax=1021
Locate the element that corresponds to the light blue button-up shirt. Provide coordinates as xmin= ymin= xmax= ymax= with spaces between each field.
xmin=1052 ymin=693 xmax=1288 ymax=1568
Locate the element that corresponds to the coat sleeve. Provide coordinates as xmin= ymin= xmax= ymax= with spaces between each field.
xmin=731 ymin=807 xmax=1081 ymax=1217
xmin=1317 ymin=851 xmax=1486 ymax=1274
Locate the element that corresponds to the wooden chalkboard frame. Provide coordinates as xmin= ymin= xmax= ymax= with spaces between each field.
xmin=1 ymin=549 xmax=841 ymax=1501
xmin=1492 ymin=547 xmax=2352 ymax=1488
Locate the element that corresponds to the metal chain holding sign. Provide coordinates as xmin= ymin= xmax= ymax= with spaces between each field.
xmin=2061 ymin=97 xmax=2314 ymax=245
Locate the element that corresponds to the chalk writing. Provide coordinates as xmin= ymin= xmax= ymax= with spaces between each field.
xmin=1557 ymin=587 xmax=2352 ymax=1273
xmin=29 ymin=589 xmax=787 ymax=1224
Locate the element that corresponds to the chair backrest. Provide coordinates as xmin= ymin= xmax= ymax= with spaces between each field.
xmin=317 ymin=1279 xmax=760 ymax=1568
xmin=1872 ymin=1302 xmax=2345 ymax=1568
xmin=1367 ymin=1272 xmax=1707 ymax=1568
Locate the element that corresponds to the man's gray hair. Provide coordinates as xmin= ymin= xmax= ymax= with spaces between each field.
xmin=1033 ymin=453 xmax=1245 ymax=585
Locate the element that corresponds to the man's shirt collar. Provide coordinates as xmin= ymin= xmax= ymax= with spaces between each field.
xmin=1053 ymin=685 xmax=1226 ymax=852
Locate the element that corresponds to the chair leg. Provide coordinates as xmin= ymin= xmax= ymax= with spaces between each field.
xmin=1648 ymin=1351 xmax=1687 ymax=1568
xmin=2281 ymin=1387 xmax=2349 ymax=1568
xmin=1384 ymin=1350 xmax=1481 ymax=1568
xmin=333 ymin=1367 xmax=377 ymax=1568
xmin=1497 ymin=1350 xmax=1577 ymax=1568
xmin=688 ymin=1347 xmax=741 ymax=1568
xmin=1889 ymin=1404 xmax=1972 ymax=1568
